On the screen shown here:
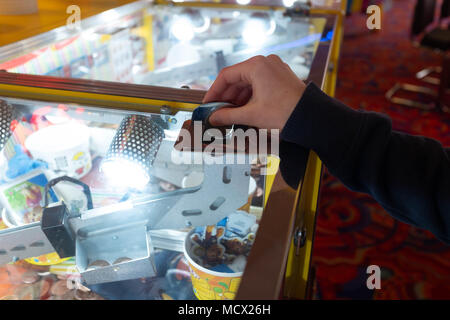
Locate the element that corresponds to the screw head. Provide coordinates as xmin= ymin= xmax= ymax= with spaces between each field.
xmin=160 ymin=105 xmax=172 ymax=115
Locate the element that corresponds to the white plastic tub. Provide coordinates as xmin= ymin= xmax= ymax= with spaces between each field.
xmin=25 ymin=122 xmax=92 ymax=179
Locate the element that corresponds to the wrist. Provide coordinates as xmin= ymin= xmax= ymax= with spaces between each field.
xmin=279 ymin=83 xmax=306 ymax=130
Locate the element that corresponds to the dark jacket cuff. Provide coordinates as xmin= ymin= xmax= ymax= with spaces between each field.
xmin=280 ymin=82 xmax=366 ymax=174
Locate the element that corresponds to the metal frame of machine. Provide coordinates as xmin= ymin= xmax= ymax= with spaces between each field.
xmin=0 ymin=0 xmax=346 ymax=299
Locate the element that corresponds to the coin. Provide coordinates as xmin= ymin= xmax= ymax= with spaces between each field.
xmin=6 ymin=264 xmax=26 ymax=285
xmin=76 ymin=283 xmax=91 ymax=293
xmin=160 ymin=181 xmax=176 ymax=191
xmin=87 ymin=292 xmax=104 ymax=300
xmin=0 ymin=295 xmax=19 ymax=300
xmin=50 ymin=280 xmax=70 ymax=297
xmin=38 ymin=278 xmax=52 ymax=300
xmin=14 ymin=284 xmax=35 ymax=300
xmin=86 ymin=260 xmax=110 ymax=271
xmin=113 ymin=257 xmax=131 ymax=264
xmin=21 ymin=271 xmax=40 ymax=284
xmin=74 ymin=289 xmax=100 ymax=300
xmin=58 ymin=290 xmax=76 ymax=300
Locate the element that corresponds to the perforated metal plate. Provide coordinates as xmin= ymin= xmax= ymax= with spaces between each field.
xmin=0 ymin=99 xmax=13 ymax=150
xmin=104 ymin=114 xmax=165 ymax=173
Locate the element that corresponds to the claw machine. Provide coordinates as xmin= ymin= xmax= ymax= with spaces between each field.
xmin=0 ymin=0 xmax=339 ymax=299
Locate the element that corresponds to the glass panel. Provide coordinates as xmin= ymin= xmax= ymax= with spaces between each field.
xmin=0 ymin=95 xmax=270 ymax=300
xmin=144 ymin=6 xmax=326 ymax=89
xmin=0 ymin=5 xmax=326 ymax=89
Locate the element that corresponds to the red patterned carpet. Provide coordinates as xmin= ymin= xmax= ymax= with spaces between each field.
xmin=311 ymin=0 xmax=450 ymax=299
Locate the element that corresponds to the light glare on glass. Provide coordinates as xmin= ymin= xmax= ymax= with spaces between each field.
xmin=101 ymin=158 xmax=150 ymax=190
xmin=283 ymin=0 xmax=297 ymax=7
xmin=242 ymin=19 xmax=276 ymax=46
xmin=171 ymin=18 xmax=195 ymax=42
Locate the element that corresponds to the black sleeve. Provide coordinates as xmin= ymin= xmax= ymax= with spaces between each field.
xmin=280 ymin=82 xmax=450 ymax=244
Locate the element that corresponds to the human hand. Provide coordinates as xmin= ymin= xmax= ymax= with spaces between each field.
xmin=202 ymin=55 xmax=306 ymax=130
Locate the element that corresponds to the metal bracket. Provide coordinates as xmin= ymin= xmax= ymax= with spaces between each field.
xmin=0 ymin=222 xmax=55 ymax=265
xmin=76 ymin=226 xmax=156 ymax=285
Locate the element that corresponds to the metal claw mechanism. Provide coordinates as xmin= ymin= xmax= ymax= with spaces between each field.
xmin=0 ymin=102 xmax=253 ymax=285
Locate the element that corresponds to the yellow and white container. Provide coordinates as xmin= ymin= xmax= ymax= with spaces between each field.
xmin=183 ymin=229 xmax=243 ymax=300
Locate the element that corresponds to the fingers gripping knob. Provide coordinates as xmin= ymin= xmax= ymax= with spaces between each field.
xmin=191 ymin=102 xmax=236 ymax=129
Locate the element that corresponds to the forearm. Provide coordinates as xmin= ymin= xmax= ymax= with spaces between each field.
xmin=280 ymin=82 xmax=450 ymax=243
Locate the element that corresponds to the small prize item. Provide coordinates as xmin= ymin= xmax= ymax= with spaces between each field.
xmin=48 ymin=257 xmax=78 ymax=275
xmin=0 ymin=169 xmax=59 ymax=226
xmin=25 ymin=252 xmax=71 ymax=267
xmin=190 ymin=224 xmax=227 ymax=268
xmin=4 ymin=145 xmax=47 ymax=181
xmin=21 ymin=271 xmax=40 ymax=284
xmin=38 ymin=278 xmax=53 ymax=300
xmin=226 ymin=211 xmax=257 ymax=237
xmin=50 ymin=280 xmax=70 ymax=297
